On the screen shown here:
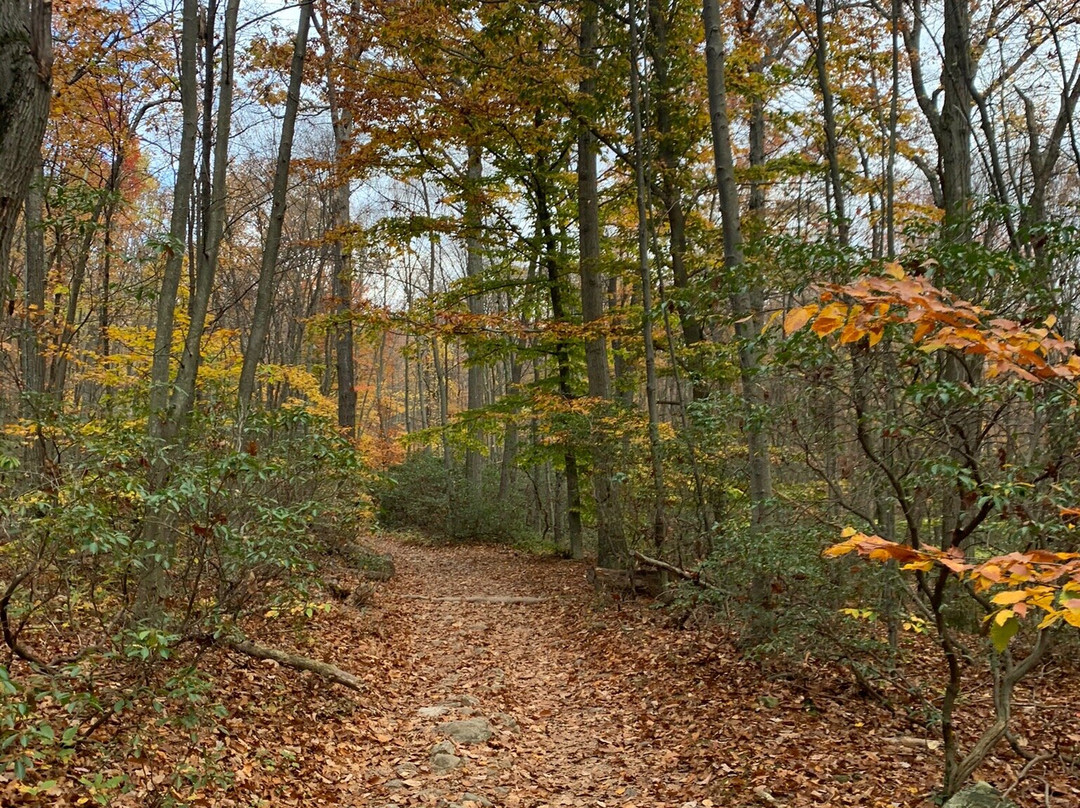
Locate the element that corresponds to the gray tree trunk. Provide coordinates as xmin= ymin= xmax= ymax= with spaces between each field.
xmin=167 ymin=0 xmax=241 ymax=435
xmin=313 ymin=3 xmax=357 ymax=433
xmin=464 ymin=144 xmax=485 ymax=491
xmin=579 ymin=0 xmax=627 ymax=566
xmin=702 ymin=0 xmax=772 ymax=526
xmin=238 ymin=0 xmax=312 ymax=412
xmin=0 ymin=0 xmax=52 ymax=275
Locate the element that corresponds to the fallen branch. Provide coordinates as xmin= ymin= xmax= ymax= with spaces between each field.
xmin=884 ymin=735 xmax=941 ymax=751
xmin=633 ymin=551 xmax=700 ymax=582
xmin=399 ymin=595 xmax=544 ymax=605
xmin=224 ymin=639 xmax=364 ymax=692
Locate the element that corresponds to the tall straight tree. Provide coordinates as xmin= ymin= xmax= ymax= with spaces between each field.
xmin=166 ymin=0 xmax=241 ymax=435
xmin=138 ymin=0 xmax=200 ymax=618
xmin=578 ymin=0 xmax=627 ymax=567
xmin=463 ymin=142 xmax=486 ymax=490
xmin=701 ymin=0 xmax=772 ymax=526
xmin=238 ymin=0 xmax=312 ymax=412
xmin=313 ymin=0 xmax=357 ymax=434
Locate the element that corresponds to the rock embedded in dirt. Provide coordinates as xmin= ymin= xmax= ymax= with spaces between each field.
xmin=395 ymin=762 xmax=420 ymax=777
xmin=457 ymin=793 xmax=493 ymax=808
xmin=418 ymin=705 xmax=451 ymax=719
xmin=493 ymin=712 xmax=519 ymax=732
xmin=438 ymin=717 xmax=493 ymax=744
xmin=444 ymin=693 xmax=479 ymax=707
xmin=430 ymin=740 xmax=456 ymax=756
xmin=384 ymin=779 xmax=406 ymax=790
xmin=943 ymin=782 xmax=1017 ymax=808
xmin=431 ymin=752 xmax=462 ymax=773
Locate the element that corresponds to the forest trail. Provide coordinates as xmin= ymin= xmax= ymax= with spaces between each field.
xmin=275 ymin=534 xmax=940 ymax=808
xmin=347 ymin=535 xmax=708 ymax=808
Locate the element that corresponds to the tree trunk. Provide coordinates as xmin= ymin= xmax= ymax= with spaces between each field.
xmin=628 ymin=0 xmax=666 ymax=549
xmin=812 ymin=0 xmax=848 ymax=245
xmin=702 ymin=0 xmax=772 ymax=526
xmin=647 ymin=0 xmax=706 ymax=401
xmin=238 ymin=0 xmax=312 ymax=412
xmin=167 ymin=0 xmax=240 ymax=435
xmin=0 ymin=0 xmax=52 ymax=274
xmin=21 ymin=158 xmax=47 ymax=473
xmin=464 ymin=143 xmax=485 ymax=491
xmin=579 ymin=0 xmax=627 ymax=566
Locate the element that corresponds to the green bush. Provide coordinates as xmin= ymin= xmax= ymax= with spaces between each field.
xmin=371 ymin=453 xmax=536 ymax=543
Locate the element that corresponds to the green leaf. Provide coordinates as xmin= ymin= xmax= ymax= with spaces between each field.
xmin=990 ymin=614 xmax=1020 ymax=652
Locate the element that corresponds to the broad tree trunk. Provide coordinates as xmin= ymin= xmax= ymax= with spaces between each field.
xmin=0 ymin=0 xmax=52 ymax=275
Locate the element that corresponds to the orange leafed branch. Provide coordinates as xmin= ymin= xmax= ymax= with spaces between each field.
xmin=783 ymin=269 xmax=1079 ymax=384
xmin=826 ymin=530 xmax=1080 ymax=646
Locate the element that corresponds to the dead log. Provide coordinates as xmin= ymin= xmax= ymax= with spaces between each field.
xmin=633 ymin=551 xmax=700 ymax=582
xmin=224 ymin=639 xmax=364 ymax=692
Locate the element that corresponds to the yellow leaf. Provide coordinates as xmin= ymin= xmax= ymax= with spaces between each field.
xmin=990 ymin=590 xmax=1029 ymax=606
xmin=1037 ymin=611 xmax=1061 ymax=630
xmin=994 ymin=608 xmax=1014 ymax=626
xmin=882 ymin=262 xmax=905 ymax=280
xmin=902 ymin=559 xmax=935 ymax=572
xmin=783 ymin=305 xmax=818 ymax=335
xmin=1044 ymin=313 xmax=1057 ymax=329
xmin=810 ymin=302 xmax=849 ymax=337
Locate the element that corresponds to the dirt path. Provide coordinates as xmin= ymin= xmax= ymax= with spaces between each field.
xmin=349 ymin=536 xmax=701 ymax=807
xmin=192 ymin=534 xmax=1078 ymax=808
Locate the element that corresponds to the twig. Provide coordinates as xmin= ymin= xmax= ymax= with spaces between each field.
xmin=1001 ymin=752 xmax=1053 ymax=799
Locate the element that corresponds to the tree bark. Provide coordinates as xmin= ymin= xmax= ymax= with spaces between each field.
xmin=167 ymin=0 xmax=240 ymax=435
xmin=702 ymin=0 xmax=772 ymax=526
xmin=238 ymin=0 xmax=312 ymax=412
xmin=464 ymin=143 xmax=485 ymax=490
xmin=579 ymin=0 xmax=627 ymax=566
xmin=0 ymin=0 xmax=52 ymax=274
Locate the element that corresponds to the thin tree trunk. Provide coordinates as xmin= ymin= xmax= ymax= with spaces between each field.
xmin=702 ymin=0 xmax=772 ymax=526
xmin=238 ymin=0 xmax=312 ymax=412
xmin=137 ymin=0 xmax=200 ymax=619
xmin=536 ymin=178 xmax=583 ymax=559
xmin=167 ymin=0 xmax=240 ymax=435
xmin=579 ymin=0 xmax=627 ymax=566
xmin=21 ymin=159 xmax=48 ymax=473
xmin=464 ymin=143 xmax=485 ymax=490
xmin=628 ymin=0 xmax=666 ymax=549
xmin=812 ymin=0 xmax=848 ymax=244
